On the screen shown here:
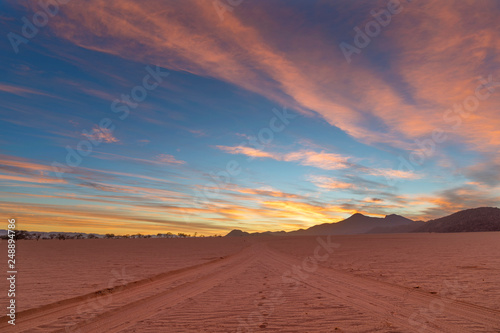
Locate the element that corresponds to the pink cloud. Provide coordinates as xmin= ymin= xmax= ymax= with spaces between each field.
xmin=0 ymin=83 xmax=50 ymax=97
xmin=216 ymin=145 xmax=349 ymax=169
xmin=284 ymin=150 xmax=349 ymax=170
xmin=216 ymin=145 xmax=276 ymax=159
xmin=40 ymin=0 xmax=500 ymax=157
xmin=156 ymin=154 xmax=186 ymax=165
xmin=83 ymin=125 xmax=119 ymax=143
xmin=308 ymin=175 xmax=354 ymax=190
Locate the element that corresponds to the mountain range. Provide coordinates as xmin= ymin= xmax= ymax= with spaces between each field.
xmin=226 ymin=207 xmax=500 ymax=236
xmin=415 ymin=207 xmax=500 ymax=233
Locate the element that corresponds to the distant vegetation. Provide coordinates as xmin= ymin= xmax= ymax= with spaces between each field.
xmin=0 ymin=231 xmax=221 ymax=240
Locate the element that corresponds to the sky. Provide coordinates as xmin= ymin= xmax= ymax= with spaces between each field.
xmin=0 ymin=0 xmax=499 ymax=235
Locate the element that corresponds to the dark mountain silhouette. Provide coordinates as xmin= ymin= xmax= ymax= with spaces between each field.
xmin=366 ymin=221 xmax=426 ymax=234
xmin=225 ymin=229 xmax=250 ymax=237
xmin=289 ymin=213 xmax=415 ymax=236
xmin=226 ymin=213 xmax=417 ymax=236
xmin=225 ymin=229 xmax=287 ymax=237
xmin=414 ymin=207 xmax=500 ymax=233
xmin=225 ymin=207 xmax=500 ymax=237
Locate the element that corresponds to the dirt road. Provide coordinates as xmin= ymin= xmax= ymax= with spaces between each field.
xmin=1 ymin=241 xmax=499 ymax=332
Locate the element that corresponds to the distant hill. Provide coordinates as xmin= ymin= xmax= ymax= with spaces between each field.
xmin=225 ymin=229 xmax=250 ymax=237
xmin=226 ymin=213 xmax=418 ymax=236
xmin=414 ymin=207 xmax=500 ymax=233
xmin=225 ymin=229 xmax=287 ymax=237
xmin=289 ymin=213 xmax=416 ymax=236
xmin=366 ymin=221 xmax=426 ymax=234
xmin=226 ymin=207 xmax=500 ymax=237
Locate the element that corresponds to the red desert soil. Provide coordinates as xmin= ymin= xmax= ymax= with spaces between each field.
xmin=1 ymin=232 xmax=500 ymax=332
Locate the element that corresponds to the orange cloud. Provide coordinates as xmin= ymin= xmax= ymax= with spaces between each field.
xmin=156 ymin=154 xmax=186 ymax=165
xmin=231 ymin=187 xmax=302 ymax=199
xmin=215 ymin=145 xmax=275 ymax=159
xmin=0 ymin=201 xmax=229 ymax=235
xmin=411 ymin=183 xmax=500 ymax=221
xmin=308 ymin=175 xmax=354 ymax=190
xmin=216 ymin=146 xmax=419 ymax=180
xmin=284 ymin=150 xmax=349 ymax=170
xmin=0 ymin=155 xmax=55 ymax=172
xmin=260 ymin=200 xmax=385 ymax=226
xmin=83 ymin=125 xmax=119 ymax=143
xmin=216 ymin=145 xmax=349 ymax=169
xmin=0 ymin=153 xmax=377 ymax=233
xmin=0 ymin=174 xmax=66 ymax=184
xmin=90 ymin=151 xmax=187 ymax=168
xmin=38 ymin=0 xmax=500 ymax=157
xmin=0 ymin=155 xmax=68 ymax=185
xmin=363 ymin=168 xmax=421 ymax=180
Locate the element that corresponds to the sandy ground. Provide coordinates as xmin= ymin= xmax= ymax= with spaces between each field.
xmin=1 ymin=232 xmax=499 ymax=332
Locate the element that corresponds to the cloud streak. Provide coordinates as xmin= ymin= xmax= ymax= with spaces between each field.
xmin=35 ymin=0 xmax=498 ymax=157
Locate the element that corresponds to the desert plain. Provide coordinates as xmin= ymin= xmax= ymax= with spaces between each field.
xmin=1 ymin=232 xmax=500 ymax=332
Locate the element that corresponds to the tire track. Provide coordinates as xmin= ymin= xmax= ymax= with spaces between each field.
xmin=0 ymin=244 xmax=256 ymax=333
xmin=266 ymin=246 xmax=500 ymax=332
xmin=60 ymin=244 xmax=258 ymax=333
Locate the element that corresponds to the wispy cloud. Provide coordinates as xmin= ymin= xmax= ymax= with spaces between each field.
xmin=0 ymin=174 xmax=67 ymax=184
xmin=40 ymin=0 xmax=500 ymax=158
xmin=284 ymin=150 xmax=349 ymax=170
xmin=216 ymin=145 xmax=276 ymax=159
xmin=92 ymin=151 xmax=185 ymax=166
xmin=216 ymin=145 xmax=348 ymax=169
xmin=188 ymin=129 xmax=208 ymax=137
xmin=307 ymin=175 xmax=354 ymax=190
xmin=156 ymin=154 xmax=186 ymax=165
xmin=360 ymin=168 xmax=421 ymax=180
xmin=83 ymin=125 xmax=119 ymax=143
xmin=0 ymin=83 xmax=50 ymax=97
xmin=416 ymin=184 xmax=500 ymax=220
xmin=216 ymin=146 xmax=419 ymax=180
